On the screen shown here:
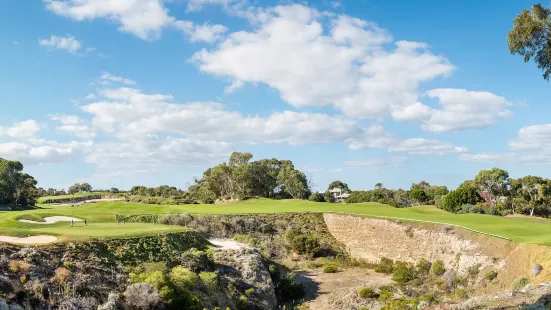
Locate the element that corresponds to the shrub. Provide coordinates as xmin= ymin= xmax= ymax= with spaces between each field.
xmin=467 ymin=264 xmax=481 ymax=277
xmin=392 ymin=262 xmax=416 ymax=284
xmin=512 ymin=277 xmax=530 ymax=289
xmin=375 ymin=257 xmax=394 ymax=274
xmin=323 ymin=265 xmax=338 ymax=273
xmin=181 ymin=248 xmax=214 ymax=272
xmin=419 ymin=292 xmax=437 ymax=303
xmin=237 ymin=295 xmax=248 ymax=310
xmin=199 ymin=271 xmax=218 ymax=288
xmin=377 ymin=286 xmax=393 ymax=302
xmin=484 ymin=270 xmax=498 ymax=281
xmin=290 ymin=234 xmax=321 ymax=257
xmin=123 ymin=283 xmax=162 ymax=310
xmin=63 ymin=261 xmax=74 ymax=270
xmin=97 ymin=293 xmax=123 ymax=310
xmin=358 ymin=287 xmax=377 ymax=299
xmin=416 ymin=258 xmax=431 ymax=275
xmin=54 ymin=267 xmax=71 ymax=284
xmin=430 ymin=259 xmax=446 ymax=276
xmin=8 ymin=260 xmax=20 ymax=273
xmin=308 ymin=193 xmax=325 ymax=202
xmin=170 ymin=266 xmax=197 ymax=290
xmin=245 ymin=288 xmax=255 ymax=296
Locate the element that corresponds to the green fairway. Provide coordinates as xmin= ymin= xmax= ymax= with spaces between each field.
xmin=2 ymin=198 xmax=551 ymax=244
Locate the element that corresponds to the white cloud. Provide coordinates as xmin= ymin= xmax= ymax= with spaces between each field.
xmin=421 ymin=88 xmax=512 ymax=132
xmin=44 ymin=0 xmax=173 ymax=40
xmin=98 ymin=72 xmax=136 ymax=85
xmin=388 ymin=138 xmax=468 ymax=156
xmin=0 ymin=142 xmax=73 ymax=165
xmin=461 ymin=124 xmax=551 ymax=164
xmin=38 ymin=35 xmax=82 ymax=54
xmin=345 ymin=157 xmax=409 ymax=168
xmin=57 ymin=125 xmax=97 ymax=140
xmin=84 ymin=136 xmax=232 ymax=168
xmin=190 ymin=5 xmax=455 ymax=119
xmin=51 ymin=114 xmax=81 ymax=125
xmin=0 ymin=120 xmax=42 ymax=138
xmin=186 ymin=0 xmax=242 ymax=12
xmin=85 ymin=93 xmax=97 ymax=100
xmin=174 ymin=20 xmax=228 ymax=43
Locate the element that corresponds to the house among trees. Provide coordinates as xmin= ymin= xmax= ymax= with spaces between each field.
xmin=328 ymin=187 xmax=350 ymax=203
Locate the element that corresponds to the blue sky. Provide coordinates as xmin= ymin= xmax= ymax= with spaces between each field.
xmin=1 ymin=0 xmax=550 ymax=191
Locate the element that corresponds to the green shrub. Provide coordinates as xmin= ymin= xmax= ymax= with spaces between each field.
xmin=323 ymin=265 xmax=338 ymax=273
xmin=454 ymin=288 xmax=468 ymax=299
xmin=358 ymin=287 xmax=377 ymax=299
xmin=180 ymin=248 xmax=214 ymax=273
xmin=392 ymin=262 xmax=416 ymax=284
xmin=467 ymin=263 xmax=481 ymax=277
xmin=237 ymin=295 xmax=248 ymax=310
xmin=199 ymin=271 xmax=219 ymax=288
xmin=308 ymin=193 xmax=325 ymax=202
xmin=512 ymin=277 xmax=529 ymax=289
xmin=290 ymin=234 xmax=321 ymax=257
xmin=377 ymin=285 xmax=393 ymax=302
xmin=419 ymin=292 xmax=437 ymax=303
xmin=375 ymin=257 xmax=394 ymax=274
xmin=484 ymin=270 xmax=498 ymax=281
xmin=170 ymin=266 xmax=197 ymax=290
xmin=415 ymin=258 xmax=431 ymax=275
xmin=245 ymin=288 xmax=255 ymax=296
xmin=430 ymin=259 xmax=446 ymax=276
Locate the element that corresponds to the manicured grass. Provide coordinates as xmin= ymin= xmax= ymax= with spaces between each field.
xmin=3 ymin=198 xmax=551 ymax=245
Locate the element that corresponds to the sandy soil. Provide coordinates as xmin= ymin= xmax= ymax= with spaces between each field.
xmin=18 ymin=216 xmax=83 ymax=224
xmin=209 ymin=239 xmax=250 ymax=250
xmin=296 ymin=268 xmax=393 ymax=310
xmin=0 ymin=235 xmax=57 ymax=244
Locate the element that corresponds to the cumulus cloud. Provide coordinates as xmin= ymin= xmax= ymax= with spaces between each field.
xmin=174 ymin=21 xmax=228 ymax=43
xmin=388 ymin=138 xmax=468 ymax=156
xmin=461 ymin=124 xmax=551 ymax=164
xmin=0 ymin=120 xmax=42 ymax=138
xmin=344 ymin=157 xmax=409 ymax=168
xmin=190 ymin=5 xmax=455 ymax=120
xmin=186 ymin=0 xmax=243 ymax=12
xmin=44 ymin=0 xmax=173 ymax=40
xmin=98 ymin=72 xmax=136 ymax=85
xmin=0 ymin=142 xmax=73 ymax=165
xmin=38 ymin=35 xmax=82 ymax=54
xmin=421 ymin=88 xmax=512 ymax=132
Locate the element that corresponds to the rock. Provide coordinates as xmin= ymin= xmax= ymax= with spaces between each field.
xmin=531 ymin=264 xmax=543 ymax=277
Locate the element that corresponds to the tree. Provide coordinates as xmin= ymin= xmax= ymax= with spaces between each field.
xmin=374 ymin=183 xmax=383 ymax=190
xmin=508 ymin=4 xmax=551 ymax=80
xmin=309 ymin=192 xmax=325 ymax=202
xmin=517 ymin=176 xmax=544 ymax=216
xmin=327 ymin=180 xmax=350 ymax=192
xmin=410 ymin=189 xmax=427 ymax=205
xmin=474 ymin=168 xmax=510 ymax=206
xmin=0 ymin=158 xmax=39 ymax=208
xmin=411 ymin=181 xmax=430 ymax=191
xmin=440 ymin=183 xmax=482 ymax=213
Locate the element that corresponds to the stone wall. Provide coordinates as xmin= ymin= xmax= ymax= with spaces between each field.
xmin=323 ymin=214 xmax=499 ymax=274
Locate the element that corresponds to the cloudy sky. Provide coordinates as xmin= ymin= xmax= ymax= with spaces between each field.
xmin=1 ymin=0 xmax=550 ymax=191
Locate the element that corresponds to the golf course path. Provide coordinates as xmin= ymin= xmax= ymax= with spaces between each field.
xmin=209 ymin=239 xmax=249 ymax=250
xmin=0 ymin=235 xmax=57 ymax=244
xmin=18 ymin=216 xmax=82 ymax=224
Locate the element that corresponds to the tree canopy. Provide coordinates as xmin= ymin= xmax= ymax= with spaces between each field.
xmin=508 ymin=4 xmax=551 ymax=80
xmin=0 ymin=158 xmax=39 ymax=208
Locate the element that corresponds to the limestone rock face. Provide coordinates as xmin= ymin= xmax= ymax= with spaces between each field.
xmin=323 ymin=214 xmax=497 ymax=274
xmin=213 ymin=248 xmax=277 ymax=310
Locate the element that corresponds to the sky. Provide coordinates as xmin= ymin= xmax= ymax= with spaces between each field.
xmin=1 ymin=0 xmax=550 ymax=191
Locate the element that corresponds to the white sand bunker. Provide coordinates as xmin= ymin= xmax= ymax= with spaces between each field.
xmin=18 ymin=216 xmax=83 ymax=224
xmin=0 ymin=235 xmax=57 ymax=244
xmin=209 ymin=239 xmax=249 ymax=250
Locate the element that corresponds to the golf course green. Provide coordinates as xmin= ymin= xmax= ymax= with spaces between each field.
xmin=2 ymin=198 xmax=551 ymax=244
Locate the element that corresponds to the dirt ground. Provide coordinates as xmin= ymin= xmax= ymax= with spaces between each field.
xmin=296 ymin=268 xmax=393 ymax=310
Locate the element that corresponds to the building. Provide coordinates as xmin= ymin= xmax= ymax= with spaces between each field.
xmin=328 ymin=188 xmax=350 ymax=203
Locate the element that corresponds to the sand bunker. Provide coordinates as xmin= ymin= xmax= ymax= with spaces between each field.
xmin=209 ymin=239 xmax=249 ymax=250
xmin=18 ymin=216 xmax=82 ymax=224
xmin=0 ymin=235 xmax=57 ymax=244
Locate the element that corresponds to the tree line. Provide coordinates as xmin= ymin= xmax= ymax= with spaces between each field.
xmin=0 ymin=158 xmax=39 ymax=208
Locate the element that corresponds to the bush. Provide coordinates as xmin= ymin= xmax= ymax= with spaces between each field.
xmin=199 ymin=271 xmax=218 ymax=288
xmin=123 ymin=283 xmax=163 ymax=310
xmin=430 ymin=259 xmax=446 ymax=276
xmin=97 ymin=293 xmax=123 ymax=310
xmin=467 ymin=264 xmax=480 ymax=277
xmin=358 ymin=287 xmax=377 ymax=299
xmin=308 ymin=193 xmax=325 ymax=202
xmin=392 ymin=262 xmax=416 ymax=284
xmin=323 ymin=265 xmax=338 ymax=273
xmin=512 ymin=276 xmax=529 ymax=289
xmin=375 ymin=257 xmax=394 ymax=274
xmin=290 ymin=234 xmax=321 ymax=257
xmin=245 ymin=288 xmax=255 ymax=296
xmin=170 ymin=266 xmax=197 ymax=290
xmin=484 ymin=270 xmax=498 ymax=281
xmin=416 ymin=258 xmax=431 ymax=275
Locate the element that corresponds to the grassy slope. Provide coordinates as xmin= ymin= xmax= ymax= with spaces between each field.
xmin=3 ymin=198 xmax=551 ymax=244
